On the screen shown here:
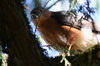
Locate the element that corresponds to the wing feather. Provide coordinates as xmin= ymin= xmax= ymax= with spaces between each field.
xmin=51 ymin=11 xmax=100 ymax=34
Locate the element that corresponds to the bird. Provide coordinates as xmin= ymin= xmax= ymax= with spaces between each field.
xmin=30 ymin=7 xmax=100 ymax=55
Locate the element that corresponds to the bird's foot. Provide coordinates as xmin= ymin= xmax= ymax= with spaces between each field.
xmin=60 ymin=52 xmax=71 ymax=66
xmin=67 ymin=50 xmax=71 ymax=56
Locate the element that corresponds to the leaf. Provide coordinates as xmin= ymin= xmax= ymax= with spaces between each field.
xmin=96 ymin=0 xmax=100 ymax=10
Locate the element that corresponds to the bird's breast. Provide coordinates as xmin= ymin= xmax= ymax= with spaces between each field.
xmin=38 ymin=18 xmax=81 ymax=50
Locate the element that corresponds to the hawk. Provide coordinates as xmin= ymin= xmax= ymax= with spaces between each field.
xmin=30 ymin=7 xmax=100 ymax=54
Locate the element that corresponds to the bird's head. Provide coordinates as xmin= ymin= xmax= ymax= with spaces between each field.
xmin=30 ymin=7 xmax=51 ymax=26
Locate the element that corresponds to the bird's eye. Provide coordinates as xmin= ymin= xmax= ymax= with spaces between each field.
xmin=31 ymin=7 xmax=44 ymax=19
xmin=31 ymin=11 xmax=41 ymax=19
xmin=31 ymin=14 xmax=39 ymax=19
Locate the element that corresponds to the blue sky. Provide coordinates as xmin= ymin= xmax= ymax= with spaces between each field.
xmin=25 ymin=0 xmax=100 ymax=57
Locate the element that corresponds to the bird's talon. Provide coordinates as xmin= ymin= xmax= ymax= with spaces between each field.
xmin=67 ymin=50 xmax=71 ymax=56
xmin=60 ymin=53 xmax=71 ymax=66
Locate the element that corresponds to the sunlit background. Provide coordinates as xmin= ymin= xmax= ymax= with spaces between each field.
xmin=24 ymin=0 xmax=100 ymax=57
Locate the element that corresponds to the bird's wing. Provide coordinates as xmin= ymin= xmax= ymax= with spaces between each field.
xmin=51 ymin=11 xmax=100 ymax=34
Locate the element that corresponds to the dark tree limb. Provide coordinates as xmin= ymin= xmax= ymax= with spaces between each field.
xmin=0 ymin=0 xmax=49 ymax=66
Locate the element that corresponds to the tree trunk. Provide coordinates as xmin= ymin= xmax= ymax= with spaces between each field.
xmin=0 ymin=0 xmax=49 ymax=66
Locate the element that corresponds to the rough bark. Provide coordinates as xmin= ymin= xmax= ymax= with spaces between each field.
xmin=0 ymin=0 xmax=49 ymax=66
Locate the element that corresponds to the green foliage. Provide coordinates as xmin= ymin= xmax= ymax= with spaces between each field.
xmin=69 ymin=0 xmax=78 ymax=9
xmin=33 ymin=0 xmax=41 ymax=7
xmin=96 ymin=0 xmax=100 ymax=10
xmin=0 ymin=47 xmax=8 ymax=66
xmin=0 ymin=54 xmax=2 ymax=66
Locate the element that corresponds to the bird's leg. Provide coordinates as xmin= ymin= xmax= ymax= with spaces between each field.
xmin=67 ymin=43 xmax=73 ymax=56
xmin=60 ymin=52 xmax=71 ymax=66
